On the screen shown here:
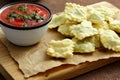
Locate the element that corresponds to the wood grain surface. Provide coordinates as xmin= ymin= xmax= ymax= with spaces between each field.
xmin=0 ymin=0 xmax=120 ymax=80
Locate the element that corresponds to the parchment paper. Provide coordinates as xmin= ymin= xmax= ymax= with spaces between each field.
xmin=0 ymin=29 xmax=120 ymax=78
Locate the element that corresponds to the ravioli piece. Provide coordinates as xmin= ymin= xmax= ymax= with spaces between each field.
xmin=72 ymin=38 xmax=95 ymax=53
xmin=47 ymin=39 xmax=74 ymax=58
xmin=93 ymin=21 xmax=109 ymax=30
xmin=48 ymin=12 xmax=66 ymax=29
xmin=99 ymin=29 xmax=120 ymax=52
xmin=58 ymin=23 xmax=74 ymax=37
xmin=85 ymin=35 xmax=102 ymax=48
xmin=86 ymin=6 xmax=95 ymax=13
xmin=88 ymin=12 xmax=105 ymax=24
xmin=104 ymin=16 xmax=113 ymax=23
xmin=95 ymin=6 xmax=119 ymax=19
xmin=87 ymin=6 xmax=105 ymax=24
xmin=64 ymin=3 xmax=87 ymax=22
xmin=109 ymin=20 xmax=120 ymax=33
xmin=70 ymin=21 xmax=98 ymax=40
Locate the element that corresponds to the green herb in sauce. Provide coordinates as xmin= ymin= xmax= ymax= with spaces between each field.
xmin=21 ymin=15 xmax=29 ymax=20
xmin=18 ymin=5 xmax=27 ymax=13
xmin=7 ymin=13 xmax=18 ymax=18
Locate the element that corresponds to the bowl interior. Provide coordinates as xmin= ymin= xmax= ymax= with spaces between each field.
xmin=0 ymin=2 xmax=52 ymax=30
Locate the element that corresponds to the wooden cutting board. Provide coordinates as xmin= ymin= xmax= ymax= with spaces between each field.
xmin=0 ymin=1 xmax=120 ymax=80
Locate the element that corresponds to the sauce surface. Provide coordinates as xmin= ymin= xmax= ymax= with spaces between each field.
xmin=0 ymin=3 xmax=50 ymax=27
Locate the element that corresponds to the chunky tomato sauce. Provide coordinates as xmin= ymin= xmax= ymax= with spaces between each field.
xmin=0 ymin=3 xmax=50 ymax=27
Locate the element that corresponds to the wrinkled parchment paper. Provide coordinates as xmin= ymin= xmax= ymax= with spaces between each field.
xmin=0 ymin=2 xmax=120 ymax=78
xmin=0 ymin=29 xmax=120 ymax=78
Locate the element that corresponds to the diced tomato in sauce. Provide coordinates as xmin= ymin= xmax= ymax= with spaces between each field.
xmin=0 ymin=3 xmax=50 ymax=27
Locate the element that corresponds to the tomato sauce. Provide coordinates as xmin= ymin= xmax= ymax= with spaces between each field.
xmin=0 ymin=3 xmax=50 ymax=27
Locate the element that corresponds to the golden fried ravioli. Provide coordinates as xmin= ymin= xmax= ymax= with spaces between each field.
xmin=47 ymin=39 xmax=75 ymax=58
xmin=64 ymin=3 xmax=87 ymax=22
xmin=58 ymin=23 xmax=74 ymax=37
xmin=47 ymin=2 xmax=120 ymax=57
xmin=72 ymin=38 xmax=95 ymax=53
xmin=48 ymin=12 xmax=66 ymax=29
xmin=109 ymin=20 xmax=120 ymax=33
xmin=70 ymin=21 xmax=98 ymax=40
xmin=99 ymin=29 xmax=120 ymax=52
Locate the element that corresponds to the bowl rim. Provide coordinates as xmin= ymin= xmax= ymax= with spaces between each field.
xmin=0 ymin=2 xmax=52 ymax=30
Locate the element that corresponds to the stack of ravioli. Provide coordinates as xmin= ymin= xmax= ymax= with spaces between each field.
xmin=47 ymin=3 xmax=120 ymax=58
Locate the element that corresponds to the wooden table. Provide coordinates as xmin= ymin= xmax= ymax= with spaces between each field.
xmin=0 ymin=0 xmax=120 ymax=80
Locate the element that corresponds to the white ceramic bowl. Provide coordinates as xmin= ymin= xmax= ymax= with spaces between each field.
xmin=0 ymin=2 xmax=52 ymax=46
